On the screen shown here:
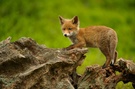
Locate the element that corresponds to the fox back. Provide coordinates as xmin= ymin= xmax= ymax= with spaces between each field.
xmin=59 ymin=16 xmax=118 ymax=68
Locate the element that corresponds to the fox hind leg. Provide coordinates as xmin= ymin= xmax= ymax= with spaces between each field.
xmin=110 ymin=50 xmax=117 ymax=66
xmin=109 ymin=40 xmax=117 ymax=66
xmin=99 ymin=47 xmax=111 ymax=68
xmin=109 ymin=32 xmax=118 ymax=66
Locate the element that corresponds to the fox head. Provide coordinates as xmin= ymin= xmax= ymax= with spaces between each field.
xmin=59 ymin=16 xmax=79 ymax=37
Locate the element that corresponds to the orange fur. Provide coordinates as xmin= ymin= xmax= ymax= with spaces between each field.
xmin=59 ymin=16 xmax=118 ymax=68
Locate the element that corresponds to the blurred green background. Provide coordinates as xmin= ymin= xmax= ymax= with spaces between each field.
xmin=0 ymin=0 xmax=134 ymax=88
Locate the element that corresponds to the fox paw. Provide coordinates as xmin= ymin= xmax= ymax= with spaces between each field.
xmin=110 ymin=63 xmax=114 ymax=66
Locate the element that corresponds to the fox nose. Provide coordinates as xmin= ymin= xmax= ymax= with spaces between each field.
xmin=64 ymin=34 xmax=68 ymax=37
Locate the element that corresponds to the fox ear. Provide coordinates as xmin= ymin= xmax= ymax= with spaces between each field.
xmin=72 ymin=16 xmax=79 ymax=25
xmin=59 ymin=16 xmax=65 ymax=25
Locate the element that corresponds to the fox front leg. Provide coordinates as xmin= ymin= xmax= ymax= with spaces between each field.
xmin=66 ymin=42 xmax=86 ymax=50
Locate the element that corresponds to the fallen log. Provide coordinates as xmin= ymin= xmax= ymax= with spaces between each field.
xmin=0 ymin=37 xmax=134 ymax=89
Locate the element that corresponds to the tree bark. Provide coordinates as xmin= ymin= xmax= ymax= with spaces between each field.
xmin=0 ymin=37 xmax=134 ymax=89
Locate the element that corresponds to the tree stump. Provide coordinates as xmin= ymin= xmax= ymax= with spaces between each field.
xmin=0 ymin=37 xmax=134 ymax=89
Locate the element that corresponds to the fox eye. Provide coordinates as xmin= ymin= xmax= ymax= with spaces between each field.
xmin=63 ymin=28 xmax=65 ymax=30
xmin=68 ymin=28 xmax=72 ymax=30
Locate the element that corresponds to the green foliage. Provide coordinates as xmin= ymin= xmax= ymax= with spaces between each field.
xmin=0 ymin=0 xmax=135 ymax=88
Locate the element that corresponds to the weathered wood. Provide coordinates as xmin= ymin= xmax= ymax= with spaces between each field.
xmin=0 ymin=37 xmax=134 ymax=89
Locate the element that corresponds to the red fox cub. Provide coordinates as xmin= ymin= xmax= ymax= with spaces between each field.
xmin=59 ymin=16 xmax=118 ymax=68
